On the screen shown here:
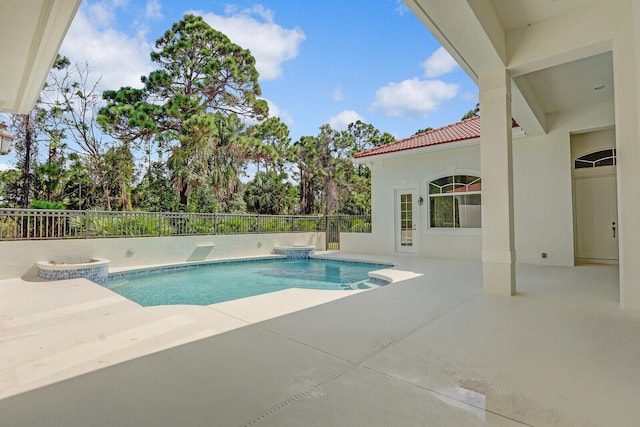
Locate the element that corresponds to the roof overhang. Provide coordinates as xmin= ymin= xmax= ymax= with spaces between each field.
xmin=404 ymin=0 xmax=613 ymax=137
xmin=354 ymin=126 xmax=526 ymax=164
xmin=0 ymin=0 xmax=81 ymax=114
xmin=354 ymin=138 xmax=480 ymax=165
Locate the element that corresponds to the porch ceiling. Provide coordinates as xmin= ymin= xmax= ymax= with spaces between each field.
xmin=490 ymin=0 xmax=601 ymax=32
xmin=404 ymin=0 xmax=613 ymax=135
xmin=0 ymin=0 xmax=80 ymax=114
xmin=514 ymin=51 xmax=614 ymax=116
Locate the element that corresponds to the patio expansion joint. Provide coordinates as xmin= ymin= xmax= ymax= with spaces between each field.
xmin=241 ymin=292 xmax=487 ymax=426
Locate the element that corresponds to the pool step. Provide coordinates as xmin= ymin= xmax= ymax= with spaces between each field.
xmin=345 ymin=279 xmax=379 ymax=290
xmin=0 ymin=304 xmax=249 ymax=399
xmin=0 ymin=279 xmax=138 ymax=335
xmin=345 ymin=276 xmax=391 ymax=290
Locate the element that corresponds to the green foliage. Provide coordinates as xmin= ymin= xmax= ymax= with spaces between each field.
xmin=102 ymin=144 xmax=135 ymax=210
xmin=293 ymin=218 xmax=324 ymax=232
xmin=1 ymin=17 xmax=481 ymax=219
xmin=87 ymin=212 xmax=161 ymax=237
xmin=244 ymin=170 xmax=298 ymax=215
xmin=29 ymin=200 xmax=65 ymax=210
xmin=133 ymin=162 xmax=178 ymax=212
xmin=246 ymin=117 xmax=292 ymax=175
xmin=216 ymin=216 xmax=257 ymax=234
xmin=461 ymin=102 xmax=480 ymax=120
xmin=0 ymin=169 xmax=21 ymax=207
xmin=61 ymin=153 xmax=97 ymax=210
xmin=343 ymin=218 xmax=371 ymax=232
xmin=98 ymin=14 xmax=267 ymax=207
xmin=414 ymin=127 xmax=433 ymax=135
xmin=293 ymin=121 xmax=385 ymax=216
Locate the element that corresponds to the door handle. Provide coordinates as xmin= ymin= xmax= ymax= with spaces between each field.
xmin=612 ymin=221 xmax=616 ymax=238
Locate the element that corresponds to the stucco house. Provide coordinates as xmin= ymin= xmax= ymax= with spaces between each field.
xmin=355 ymin=114 xmax=616 ymax=266
xmin=349 ymin=0 xmax=640 ymax=310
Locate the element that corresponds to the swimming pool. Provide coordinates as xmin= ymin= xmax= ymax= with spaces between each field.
xmin=105 ymin=258 xmax=391 ymax=307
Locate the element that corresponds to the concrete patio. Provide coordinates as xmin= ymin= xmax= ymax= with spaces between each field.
xmin=1 ymin=254 xmax=639 ymax=426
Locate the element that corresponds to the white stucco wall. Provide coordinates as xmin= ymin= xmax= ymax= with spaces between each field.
xmin=358 ymin=103 xmax=617 ymax=267
xmin=0 ymin=232 xmax=325 ymax=280
xmin=512 ymin=130 xmax=574 ymax=266
xmin=361 ymin=143 xmax=483 ymax=261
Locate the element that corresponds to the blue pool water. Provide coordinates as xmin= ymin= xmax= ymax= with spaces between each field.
xmin=105 ymin=258 xmax=391 ymax=307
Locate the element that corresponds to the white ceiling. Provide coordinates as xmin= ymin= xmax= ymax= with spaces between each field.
xmin=0 ymin=0 xmax=80 ymax=114
xmin=490 ymin=0 xmax=601 ymax=32
xmin=514 ymin=51 xmax=614 ymax=115
xmin=487 ymin=0 xmax=614 ymax=128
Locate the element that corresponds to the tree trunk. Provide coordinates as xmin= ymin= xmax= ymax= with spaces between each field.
xmin=20 ymin=115 xmax=34 ymax=208
xmin=324 ymin=178 xmax=338 ymax=215
xmin=179 ymin=184 xmax=189 ymax=206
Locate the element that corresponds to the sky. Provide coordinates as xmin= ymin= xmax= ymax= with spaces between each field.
xmin=1 ymin=0 xmax=478 ymax=171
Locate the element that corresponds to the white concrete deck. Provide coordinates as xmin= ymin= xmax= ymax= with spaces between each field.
xmin=1 ymin=254 xmax=639 ymax=426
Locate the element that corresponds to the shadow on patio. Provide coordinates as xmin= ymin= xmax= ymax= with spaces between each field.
xmin=2 ymin=256 xmax=638 ymax=426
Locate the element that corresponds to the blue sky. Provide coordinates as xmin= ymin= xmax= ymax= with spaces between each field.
xmin=1 ymin=0 xmax=478 ymax=170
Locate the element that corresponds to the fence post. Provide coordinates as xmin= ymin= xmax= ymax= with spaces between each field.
xmin=84 ymin=210 xmax=89 ymax=239
xmin=257 ymin=215 xmax=261 ymax=234
xmin=158 ymin=212 xmax=162 ymax=236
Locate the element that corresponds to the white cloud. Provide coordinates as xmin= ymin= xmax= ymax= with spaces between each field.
xmin=193 ymin=6 xmax=306 ymax=80
xmin=371 ymin=78 xmax=459 ymax=117
xmin=331 ymin=87 xmax=344 ymax=102
xmin=60 ymin=2 xmax=153 ymax=90
xmin=265 ymin=99 xmax=294 ymax=127
xmin=145 ymin=0 xmax=163 ymax=20
xmin=395 ymin=0 xmax=409 ymax=16
xmin=242 ymin=98 xmax=294 ymax=128
xmin=461 ymin=91 xmax=477 ymax=101
xmin=328 ymin=110 xmax=365 ymax=131
xmin=0 ymin=163 xmax=14 ymax=172
xmin=422 ymin=47 xmax=458 ymax=78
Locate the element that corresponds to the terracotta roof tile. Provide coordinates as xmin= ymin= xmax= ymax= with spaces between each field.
xmin=355 ymin=116 xmax=518 ymax=159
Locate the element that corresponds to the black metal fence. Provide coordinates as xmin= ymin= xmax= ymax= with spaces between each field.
xmin=0 ymin=209 xmax=371 ymax=241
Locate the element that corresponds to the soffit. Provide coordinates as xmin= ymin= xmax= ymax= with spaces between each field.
xmin=489 ymin=0 xmax=601 ymax=32
xmin=514 ymin=51 xmax=613 ymax=115
xmin=0 ymin=0 xmax=80 ymax=114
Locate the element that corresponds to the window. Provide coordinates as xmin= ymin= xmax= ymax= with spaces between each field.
xmin=574 ymin=149 xmax=616 ymax=169
xmin=429 ymin=175 xmax=481 ymax=228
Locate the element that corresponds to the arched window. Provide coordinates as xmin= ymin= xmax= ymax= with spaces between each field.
xmin=574 ymin=149 xmax=616 ymax=169
xmin=429 ymin=175 xmax=481 ymax=228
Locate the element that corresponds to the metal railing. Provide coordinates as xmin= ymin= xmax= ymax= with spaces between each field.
xmin=0 ymin=209 xmax=371 ymax=241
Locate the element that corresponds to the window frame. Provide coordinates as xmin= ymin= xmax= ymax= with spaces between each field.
xmin=574 ymin=148 xmax=616 ymax=169
xmin=427 ymin=174 xmax=482 ymax=230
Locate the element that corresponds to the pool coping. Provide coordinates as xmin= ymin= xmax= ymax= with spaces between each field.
xmin=107 ymin=253 xmax=396 ymax=286
xmin=0 ymin=252 xmax=412 ymax=400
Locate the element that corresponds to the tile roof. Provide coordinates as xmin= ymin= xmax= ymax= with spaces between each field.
xmin=355 ymin=116 xmax=518 ymax=159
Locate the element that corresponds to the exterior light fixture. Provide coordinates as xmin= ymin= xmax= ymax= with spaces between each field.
xmin=418 ymin=196 xmax=424 ymax=205
xmin=0 ymin=122 xmax=15 ymax=155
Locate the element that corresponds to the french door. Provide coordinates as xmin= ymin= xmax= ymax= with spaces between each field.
xmin=395 ymin=189 xmax=419 ymax=253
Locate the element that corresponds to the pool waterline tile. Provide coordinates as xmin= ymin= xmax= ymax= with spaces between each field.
xmin=105 ymin=258 xmax=392 ymax=307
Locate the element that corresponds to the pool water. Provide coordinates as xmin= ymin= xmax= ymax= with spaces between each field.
xmin=105 ymin=258 xmax=391 ymax=307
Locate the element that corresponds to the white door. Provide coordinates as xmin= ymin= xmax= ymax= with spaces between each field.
xmin=395 ymin=190 xmax=419 ymax=253
xmin=574 ymin=170 xmax=618 ymax=261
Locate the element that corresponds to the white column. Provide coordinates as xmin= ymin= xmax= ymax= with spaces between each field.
xmin=616 ymin=0 xmax=640 ymax=309
xmin=479 ymin=69 xmax=516 ymax=296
